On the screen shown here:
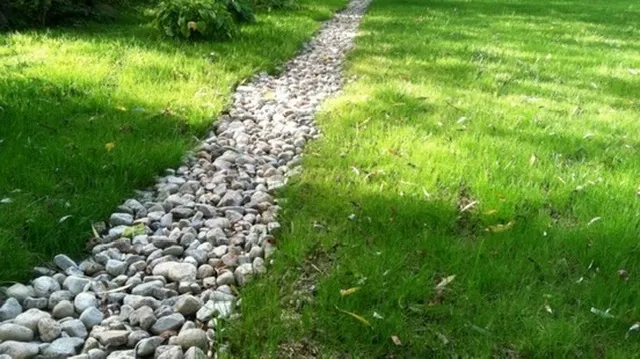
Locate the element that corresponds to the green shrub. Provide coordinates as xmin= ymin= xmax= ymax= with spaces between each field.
xmin=153 ymin=0 xmax=238 ymax=40
xmin=224 ymin=0 xmax=255 ymax=23
xmin=251 ymin=0 xmax=298 ymax=10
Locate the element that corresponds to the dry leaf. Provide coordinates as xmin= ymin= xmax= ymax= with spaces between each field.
xmin=187 ymin=21 xmax=197 ymax=30
xmin=105 ymin=142 xmax=116 ymax=152
xmin=435 ymin=275 xmax=456 ymax=292
xmin=486 ymin=221 xmax=515 ymax=233
xmin=485 ymin=209 xmax=497 ymax=215
xmin=58 ymin=215 xmax=73 ymax=223
xmin=340 ymin=287 xmax=361 ymax=296
xmin=544 ymin=303 xmax=553 ymax=314
xmin=587 ymin=217 xmax=601 ymax=226
xmin=460 ymin=201 xmax=477 ymax=213
xmin=115 ymin=106 xmax=127 ymax=111
xmin=627 ymin=323 xmax=640 ymax=338
xmin=529 ymin=153 xmax=537 ymax=166
xmin=391 ymin=335 xmax=402 ymax=346
xmin=590 ymin=307 xmax=614 ymax=319
xmin=628 ymin=69 xmax=639 ymax=76
xmin=335 ymin=306 xmax=372 ymax=328
xmin=0 ymin=198 xmax=13 ymax=204
xmin=373 ymin=312 xmax=384 ymax=320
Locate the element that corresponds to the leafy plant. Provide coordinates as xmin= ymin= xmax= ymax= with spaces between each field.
xmin=225 ymin=0 xmax=255 ymax=23
xmin=251 ymin=0 xmax=298 ymax=10
xmin=153 ymin=0 xmax=238 ymax=40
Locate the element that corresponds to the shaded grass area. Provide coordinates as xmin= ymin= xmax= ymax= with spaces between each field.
xmin=228 ymin=0 xmax=640 ymax=357
xmin=0 ymin=0 xmax=347 ymax=280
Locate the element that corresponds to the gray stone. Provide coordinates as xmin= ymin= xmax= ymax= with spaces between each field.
xmin=123 ymin=295 xmax=160 ymax=310
xmin=110 ymin=213 xmax=133 ymax=226
xmin=54 ymin=254 xmax=78 ymax=271
xmin=183 ymin=347 xmax=207 ymax=359
xmin=79 ymin=307 xmax=104 ymax=329
xmin=63 ymin=276 xmax=92 ymax=295
xmin=52 ymin=300 xmax=75 ymax=318
xmin=157 ymin=346 xmax=183 ymax=359
xmin=234 ymin=263 xmax=254 ymax=286
xmin=127 ymin=330 xmax=150 ymax=347
xmin=43 ymin=337 xmax=85 ymax=358
xmin=61 ymin=319 xmax=88 ymax=339
xmin=152 ymin=262 xmax=197 ymax=282
xmin=131 ymin=280 xmax=164 ymax=297
xmin=0 ymin=341 xmax=40 ymax=358
xmin=23 ymin=296 xmax=48 ymax=309
xmin=175 ymin=328 xmax=207 ymax=351
xmin=94 ymin=330 xmax=130 ymax=347
xmin=5 ymin=283 xmax=35 ymax=303
xmin=150 ymin=313 xmax=185 ymax=335
xmin=173 ymin=295 xmax=202 ymax=316
xmin=216 ymin=271 xmax=235 ymax=286
xmin=105 ymin=350 xmax=135 ymax=359
xmin=129 ymin=306 xmax=156 ymax=330
xmin=74 ymin=292 xmax=98 ymax=313
xmin=135 ymin=336 xmax=164 ymax=357
xmin=87 ymin=349 xmax=107 ymax=359
xmin=13 ymin=308 xmax=52 ymax=332
xmin=33 ymin=276 xmax=61 ymax=297
xmin=48 ymin=290 xmax=74 ymax=310
xmin=0 ymin=323 xmax=34 ymax=342
xmin=38 ymin=317 xmax=62 ymax=342
xmin=106 ymin=260 xmax=127 ymax=277
xmin=218 ymin=191 xmax=242 ymax=207
xmin=0 ymin=297 xmax=23 ymax=320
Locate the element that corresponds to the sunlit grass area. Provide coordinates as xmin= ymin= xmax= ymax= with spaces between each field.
xmin=0 ymin=0 xmax=347 ymax=280
xmin=228 ymin=0 xmax=640 ymax=356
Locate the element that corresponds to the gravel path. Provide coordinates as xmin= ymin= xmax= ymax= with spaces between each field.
xmin=0 ymin=0 xmax=370 ymax=357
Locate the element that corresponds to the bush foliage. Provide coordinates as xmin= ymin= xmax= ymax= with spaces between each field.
xmin=153 ymin=0 xmax=239 ymax=40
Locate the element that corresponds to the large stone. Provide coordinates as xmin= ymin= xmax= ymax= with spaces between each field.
xmin=152 ymin=262 xmax=197 ymax=282
xmin=52 ymin=300 xmax=75 ymax=318
xmin=13 ymin=308 xmax=52 ymax=332
xmin=150 ymin=313 xmax=185 ymax=335
xmin=23 ymin=296 xmax=48 ymax=309
xmin=175 ymin=328 xmax=207 ymax=351
xmin=157 ymin=346 xmax=183 ymax=359
xmin=63 ymin=276 xmax=92 ymax=295
xmin=173 ymin=295 xmax=202 ymax=316
xmin=0 ymin=341 xmax=40 ymax=358
xmin=110 ymin=213 xmax=133 ymax=226
xmin=0 ymin=297 xmax=22 ymax=321
xmin=129 ymin=306 xmax=156 ymax=330
xmin=184 ymin=347 xmax=207 ymax=359
xmin=0 ymin=323 xmax=34 ymax=342
xmin=94 ymin=330 xmax=130 ymax=347
xmin=80 ymin=307 xmax=104 ymax=329
xmin=123 ymin=295 xmax=161 ymax=310
xmin=54 ymin=254 xmax=78 ymax=271
xmin=33 ymin=276 xmax=61 ymax=297
xmin=74 ymin=292 xmax=98 ymax=313
xmin=61 ymin=319 xmax=88 ymax=339
xmin=43 ymin=337 xmax=85 ymax=359
xmin=135 ymin=336 xmax=165 ymax=357
xmin=105 ymin=350 xmax=135 ymax=359
xmin=5 ymin=283 xmax=35 ymax=303
xmin=106 ymin=260 xmax=127 ymax=277
xmin=38 ymin=317 xmax=62 ymax=342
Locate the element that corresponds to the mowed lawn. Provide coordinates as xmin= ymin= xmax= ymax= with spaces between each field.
xmin=228 ymin=0 xmax=640 ymax=357
xmin=0 ymin=0 xmax=347 ymax=280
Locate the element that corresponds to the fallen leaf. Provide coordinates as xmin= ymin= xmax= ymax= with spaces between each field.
xmin=0 ymin=198 xmax=12 ymax=204
xmin=486 ymin=221 xmax=515 ymax=233
xmin=105 ymin=142 xmax=116 ymax=152
xmin=587 ymin=217 xmax=601 ymax=226
xmin=618 ymin=269 xmax=629 ymax=280
xmin=435 ymin=275 xmax=456 ymax=292
xmin=373 ymin=312 xmax=384 ymax=320
xmin=544 ymin=303 xmax=553 ymax=314
xmin=436 ymin=331 xmax=449 ymax=345
xmin=335 ymin=306 xmax=372 ymax=328
xmin=187 ymin=21 xmax=197 ymax=30
xmin=351 ymin=166 xmax=360 ymax=176
xmin=123 ymin=223 xmax=146 ymax=237
xmin=340 ymin=287 xmax=361 ymax=296
xmin=590 ymin=307 xmax=614 ymax=319
xmin=529 ymin=153 xmax=537 ymax=166
xmin=627 ymin=323 xmax=640 ymax=338
xmin=115 ymin=106 xmax=127 ymax=111
xmin=58 ymin=215 xmax=73 ymax=223
xmin=485 ymin=209 xmax=497 ymax=215
xmin=460 ymin=201 xmax=477 ymax=213
xmin=391 ymin=335 xmax=402 ymax=346
xmin=347 ymin=214 xmax=356 ymax=221
xmin=583 ymin=132 xmax=595 ymax=139
xmin=629 ymin=69 xmax=639 ymax=75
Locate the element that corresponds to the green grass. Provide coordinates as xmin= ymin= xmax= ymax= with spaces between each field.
xmin=0 ymin=0 xmax=347 ymax=280
xmin=227 ymin=0 xmax=640 ymax=357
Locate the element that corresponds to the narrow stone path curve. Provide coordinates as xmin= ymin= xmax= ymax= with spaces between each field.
xmin=0 ymin=0 xmax=370 ymax=357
